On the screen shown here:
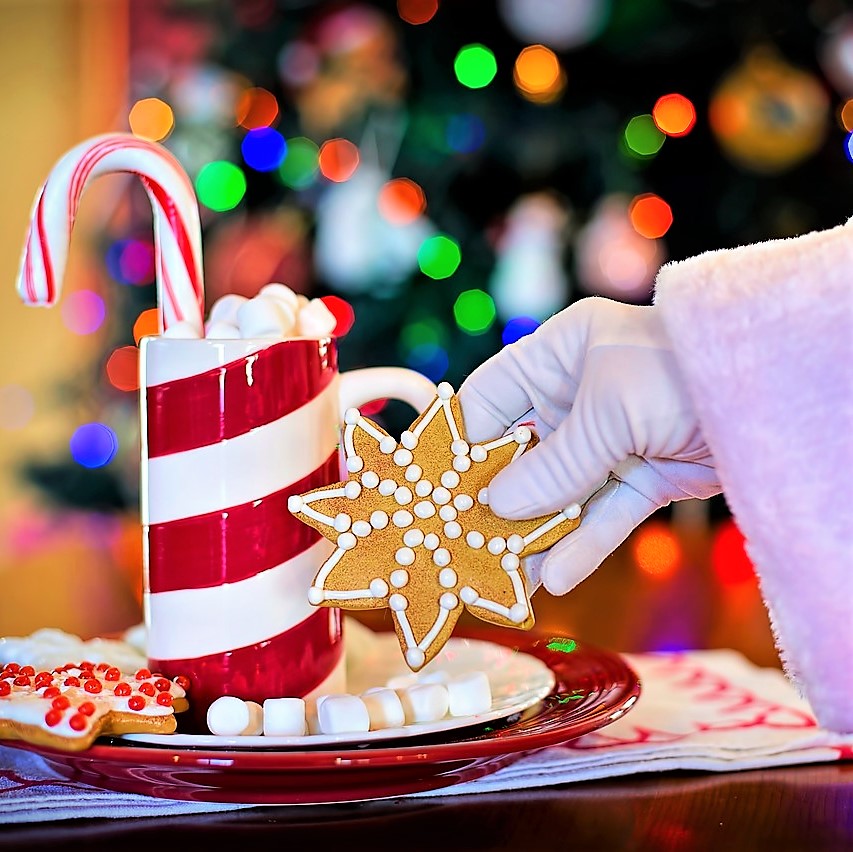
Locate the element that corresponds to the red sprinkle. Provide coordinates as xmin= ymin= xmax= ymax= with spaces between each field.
xmin=19 ymin=666 xmax=35 ymax=677
xmin=96 ymin=662 xmax=110 ymax=671
xmin=128 ymin=695 xmax=146 ymax=711
xmin=78 ymin=701 xmax=96 ymax=716
xmin=42 ymin=686 xmax=61 ymax=699
xmin=104 ymin=667 xmax=121 ymax=681
xmin=156 ymin=692 xmax=173 ymax=707
xmin=64 ymin=676 xmax=81 ymax=688
xmin=3 ymin=663 xmax=20 ymax=674
xmin=174 ymin=675 xmax=191 ymax=691
xmin=69 ymin=713 xmax=88 ymax=731
xmin=52 ymin=695 xmax=71 ymax=710
xmin=83 ymin=679 xmax=103 ymax=694
xmin=114 ymin=682 xmax=132 ymax=697
xmin=138 ymin=682 xmax=156 ymax=697
xmin=79 ymin=661 xmax=95 ymax=670
xmin=13 ymin=675 xmax=31 ymax=687
xmin=154 ymin=678 xmax=171 ymax=692
xmin=44 ymin=708 xmax=63 ymax=727
xmin=0 ymin=682 xmax=10 ymax=696
xmin=134 ymin=668 xmax=152 ymax=681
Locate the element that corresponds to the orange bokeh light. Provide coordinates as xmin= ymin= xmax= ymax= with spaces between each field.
xmin=839 ymin=99 xmax=853 ymax=132
xmin=378 ymin=178 xmax=427 ymax=224
xmin=514 ymin=45 xmax=561 ymax=93
xmin=630 ymin=193 xmax=673 ymax=239
xmin=318 ymin=138 xmax=360 ymax=182
xmin=129 ymin=98 xmax=175 ymax=142
xmin=106 ymin=346 xmax=140 ymax=392
xmin=133 ymin=308 xmax=161 ymax=344
xmin=235 ymin=87 xmax=279 ymax=129
xmin=630 ymin=520 xmax=682 ymax=579
xmin=397 ymin=0 xmax=439 ymax=25
xmin=652 ymin=93 xmax=696 ymax=137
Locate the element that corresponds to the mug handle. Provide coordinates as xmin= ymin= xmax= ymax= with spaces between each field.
xmin=338 ymin=366 xmax=437 ymax=417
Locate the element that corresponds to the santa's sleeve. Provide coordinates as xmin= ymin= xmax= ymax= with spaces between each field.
xmin=653 ymin=219 xmax=853 ymax=733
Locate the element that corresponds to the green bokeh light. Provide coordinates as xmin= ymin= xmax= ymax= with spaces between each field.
xmin=195 ymin=161 xmax=247 ymax=212
xmin=418 ymin=235 xmax=462 ymax=279
xmin=454 ymin=44 xmax=498 ymax=89
xmin=278 ymin=137 xmax=320 ymax=189
xmin=453 ymin=288 xmax=496 ymax=335
xmin=624 ymin=114 xmax=666 ymax=157
xmin=400 ymin=317 xmax=448 ymax=353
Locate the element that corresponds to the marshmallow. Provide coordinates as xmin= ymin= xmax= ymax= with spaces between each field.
xmin=361 ymin=687 xmax=405 ymax=730
xmin=207 ymin=293 xmax=248 ymax=325
xmin=296 ymin=297 xmax=337 ymax=337
xmin=162 ymin=319 xmax=202 ymax=339
xmin=385 ymin=672 xmax=419 ymax=690
xmin=317 ymin=693 xmax=371 ymax=735
xmin=398 ymin=682 xmax=449 ymax=724
xmin=236 ymin=293 xmax=296 ymax=338
xmin=207 ymin=696 xmax=260 ymax=736
xmin=260 ymin=282 xmax=300 ymax=312
xmin=417 ymin=669 xmax=451 ymax=685
xmin=446 ymin=671 xmax=492 ymax=717
xmin=204 ymin=320 xmax=241 ymax=339
xmin=263 ymin=697 xmax=307 ymax=736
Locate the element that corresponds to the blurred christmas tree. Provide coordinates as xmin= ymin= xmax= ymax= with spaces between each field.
xmin=21 ymin=0 xmax=853 ymax=527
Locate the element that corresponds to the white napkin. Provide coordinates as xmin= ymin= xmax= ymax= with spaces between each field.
xmin=1 ymin=649 xmax=851 ymax=822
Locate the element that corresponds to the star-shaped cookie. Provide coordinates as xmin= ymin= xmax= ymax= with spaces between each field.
xmin=288 ymin=382 xmax=582 ymax=671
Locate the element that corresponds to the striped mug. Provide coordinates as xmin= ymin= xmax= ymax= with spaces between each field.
xmin=139 ymin=334 xmax=436 ymax=732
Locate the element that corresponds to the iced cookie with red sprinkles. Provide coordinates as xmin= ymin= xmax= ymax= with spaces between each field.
xmin=0 ymin=661 xmax=190 ymax=752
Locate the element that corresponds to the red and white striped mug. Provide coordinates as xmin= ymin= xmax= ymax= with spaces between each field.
xmin=139 ymin=334 xmax=436 ymax=732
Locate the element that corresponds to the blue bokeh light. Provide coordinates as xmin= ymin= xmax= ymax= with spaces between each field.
xmin=502 ymin=316 xmax=541 ymax=346
xmin=70 ymin=423 xmax=119 ymax=469
xmin=446 ymin=114 xmax=486 ymax=154
xmin=845 ymin=131 xmax=853 ymax=164
xmin=405 ymin=343 xmax=449 ymax=382
xmin=241 ymin=127 xmax=287 ymax=171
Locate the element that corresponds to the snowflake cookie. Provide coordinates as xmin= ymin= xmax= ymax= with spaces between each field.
xmin=288 ymin=382 xmax=583 ymax=671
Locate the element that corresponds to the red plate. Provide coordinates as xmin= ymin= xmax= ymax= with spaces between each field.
xmin=3 ymin=626 xmax=640 ymax=805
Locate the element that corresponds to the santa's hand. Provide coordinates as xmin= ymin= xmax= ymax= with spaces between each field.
xmin=457 ymin=297 xmax=721 ymax=595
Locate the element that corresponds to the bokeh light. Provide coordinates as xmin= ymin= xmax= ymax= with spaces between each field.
xmin=839 ymin=99 xmax=853 ymax=132
xmin=513 ymin=45 xmax=566 ymax=103
xmin=61 ymin=290 xmax=105 ymax=335
xmin=319 ymin=295 xmax=356 ymax=336
xmin=128 ymin=97 xmax=174 ymax=141
xmin=845 ymin=131 xmax=853 ymax=164
xmin=241 ymin=127 xmax=287 ymax=171
xmin=652 ymin=93 xmax=696 ymax=137
xmin=446 ymin=114 xmax=486 ymax=153
xmin=502 ymin=315 xmax=540 ymax=345
xmin=630 ymin=520 xmax=682 ymax=579
xmin=106 ymin=346 xmax=140 ymax=392
xmin=624 ymin=114 xmax=666 ymax=157
xmin=378 ymin=178 xmax=427 ymax=224
xmin=629 ymin=193 xmax=674 ymax=239
xmin=711 ymin=518 xmax=755 ymax=585
xmin=398 ymin=0 xmax=438 ymax=25
xmin=133 ymin=308 xmax=161 ymax=343
xmin=105 ymin=239 xmax=155 ymax=285
xmin=417 ymin=235 xmax=461 ymax=279
xmin=278 ymin=137 xmax=320 ymax=189
xmin=195 ymin=161 xmax=247 ymax=211
xmin=453 ymin=288 xmax=496 ymax=335
xmin=70 ymin=423 xmax=119 ymax=469
xmin=454 ymin=44 xmax=498 ymax=89
xmin=235 ymin=86 xmax=279 ymax=129
xmin=0 ymin=385 xmax=35 ymax=430
xmin=319 ymin=138 xmax=360 ymax=182
xmin=405 ymin=342 xmax=449 ymax=381
xmin=400 ymin=316 xmax=448 ymax=352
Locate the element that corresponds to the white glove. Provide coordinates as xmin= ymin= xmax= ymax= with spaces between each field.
xmin=457 ymin=296 xmax=722 ymax=596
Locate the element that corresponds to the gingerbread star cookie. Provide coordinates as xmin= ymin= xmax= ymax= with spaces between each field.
xmin=288 ymin=382 xmax=582 ymax=671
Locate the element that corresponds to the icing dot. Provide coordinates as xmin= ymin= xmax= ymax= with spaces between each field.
xmin=432 ymin=486 xmax=451 ymax=505
xmin=453 ymin=493 xmax=474 ymax=511
xmin=380 ymin=436 xmax=397 ymax=454
xmin=414 ymin=501 xmax=436 ymax=519
xmin=443 ymin=521 xmax=462 ymax=539
xmin=509 ymin=603 xmax=528 ymax=623
xmin=470 ymin=445 xmax=487 ymax=462
xmin=440 ymin=470 xmax=460 ymax=489
xmin=344 ymin=408 xmax=360 ymax=425
xmin=564 ymin=502 xmax=582 ymax=519
xmin=395 ymin=547 xmax=416 ymax=566
xmin=433 ymin=548 xmax=451 ymax=567
xmin=477 ymin=488 xmax=489 ymax=505
xmin=394 ymin=486 xmax=413 ymax=505
xmin=406 ymin=647 xmax=425 ymax=669
xmin=460 ymin=586 xmax=478 ymax=604
xmin=400 ymin=430 xmax=418 ymax=450
xmin=390 ymin=569 xmax=409 ymax=588
xmin=423 ymin=533 xmax=440 ymax=550
xmin=403 ymin=528 xmax=425 ymax=547
xmin=439 ymin=504 xmax=458 ymax=522
xmin=333 ymin=513 xmax=352 ymax=532
xmin=507 ymin=534 xmax=524 ymax=554
xmin=346 ymin=456 xmax=364 ymax=473
xmin=394 ymin=448 xmax=413 ymax=467
xmin=453 ymin=455 xmax=471 ymax=472
xmin=337 ymin=532 xmax=357 ymax=550
xmin=370 ymin=510 xmax=389 ymax=529
xmin=451 ymin=439 xmax=469 ymax=456
xmin=352 ymin=520 xmax=372 ymax=537
xmin=488 ymin=537 xmax=507 ymax=555
xmin=389 ymin=593 xmax=408 ymax=612
xmin=379 ymin=479 xmax=397 ymax=496
xmin=370 ymin=578 xmax=389 ymax=598
xmin=437 ymin=382 xmax=454 ymax=400
xmin=345 ymin=481 xmax=362 ymax=499
xmin=405 ymin=464 xmax=422 ymax=482
xmin=466 ymin=531 xmax=485 ymax=549
xmin=362 ymin=470 xmax=380 ymax=488
xmin=514 ymin=425 xmax=532 ymax=444
xmin=287 ymin=495 xmax=304 ymax=513
xmin=392 ymin=510 xmax=414 ymax=528
xmin=308 ymin=587 xmax=324 ymax=604
xmin=440 ymin=592 xmax=458 ymax=610
xmin=438 ymin=567 xmax=458 ymax=588
xmin=415 ymin=479 xmax=433 ymax=498
xmin=501 ymin=553 xmax=521 ymax=572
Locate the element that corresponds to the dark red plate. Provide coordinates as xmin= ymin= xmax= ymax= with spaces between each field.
xmin=3 ymin=626 xmax=640 ymax=805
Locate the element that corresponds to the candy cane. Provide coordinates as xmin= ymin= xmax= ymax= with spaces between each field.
xmin=16 ymin=132 xmax=205 ymax=335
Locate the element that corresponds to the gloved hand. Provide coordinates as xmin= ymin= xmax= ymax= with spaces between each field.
xmin=457 ymin=296 xmax=722 ymax=596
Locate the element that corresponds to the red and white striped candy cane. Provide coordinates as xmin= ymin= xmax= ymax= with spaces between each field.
xmin=16 ymin=132 xmax=205 ymax=335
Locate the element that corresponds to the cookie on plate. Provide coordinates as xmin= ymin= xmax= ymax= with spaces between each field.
xmin=289 ymin=382 xmax=583 ymax=671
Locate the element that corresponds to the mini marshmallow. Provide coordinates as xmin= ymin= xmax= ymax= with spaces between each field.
xmin=207 ymin=293 xmax=248 ymax=325
xmin=236 ymin=293 xmax=296 ymax=339
xmin=207 ymin=695 xmax=257 ymax=736
xmin=243 ymin=700 xmax=265 ymax=735
xmin=446 ymin=671 xmax=492 ymax=717
xmin=263 ymin=697 xmax=307 ymax=736
xmin=361 ymin=687 xmax=405 ymax=730
xmin=398 ymin=682 xmax=450 ymax=724
xmin=317 ymin=693 xmax=371 ymax=735
xmin=161 ymin=319 xmax=202 ymax=339
xmin=296 ymin=297 xmax=337 ymax=337
xmin=204 ymin=320 xmax=242 ymax=339
xmin=260 ymin=282 xmax=300 ymax=312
